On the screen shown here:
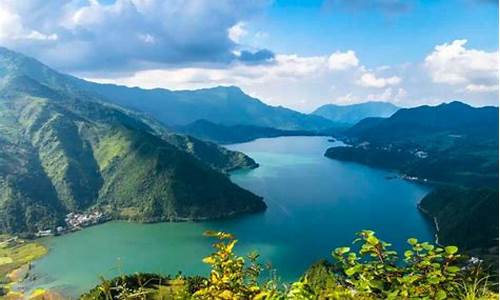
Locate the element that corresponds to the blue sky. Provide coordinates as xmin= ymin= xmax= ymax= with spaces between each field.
xmin=0 ymin=0 xmax=497 ymax=111
xmin=256 ymin=0 xmax=498 ymax=66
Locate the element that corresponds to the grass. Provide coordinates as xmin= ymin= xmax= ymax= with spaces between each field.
xmin=454 ymin=276 xmax=499 ymax=300
xmin=94 ymin=130 xmax=133 ymax=171
xmin=0 ymin=237 xmax=48 ymax=299
xmin=0 ymin=237 xmax=47 ymax=284
xmin=0 ymin=257 xmax=13 ymax=265
xmin=117 ymin=207 xmax=141 ymax=220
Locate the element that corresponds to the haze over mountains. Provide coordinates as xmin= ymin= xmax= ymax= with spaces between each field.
xmin=76 ymin=81 xmax=336 ymax=131
xmin=174 ymin=120 xmax=317 ymax=144
xmin=0 ymin=47 xmax=265 ymax=235
xmin=0 ymin=46 xmax=411 ymax=142
xmin=311 ymin=101 xmax=399 ymax=125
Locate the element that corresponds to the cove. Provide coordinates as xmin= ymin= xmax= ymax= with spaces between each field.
xmin=24 ymin=136 xmax=434 ymax=297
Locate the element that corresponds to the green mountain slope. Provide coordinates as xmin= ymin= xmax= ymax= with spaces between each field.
xmin=0 ymin=48 xmax=265 ymax=235
xmin=311 ymin=101 xmax=399 ymax=124
xmin=346 ymin=101 xmax=497 ymax=142
xmin=325 ymin=101 xmax=499 ymax=253
xmin=419 ymin=187 xmax=498 ymax=250
xmin=328 ymin=101 xmax=499 ymax=187
xmin=0 ymin=45 xmax=335 ymax=132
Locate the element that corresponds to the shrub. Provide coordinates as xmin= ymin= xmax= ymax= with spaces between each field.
xmin=80 ymin=231 xmax=498 ymax=300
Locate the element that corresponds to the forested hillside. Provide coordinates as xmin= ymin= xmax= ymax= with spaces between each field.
xmin=0 ymin=48 xmax=265 ymax=235
xmin=325 ymin=101 xmax=499 ymax=259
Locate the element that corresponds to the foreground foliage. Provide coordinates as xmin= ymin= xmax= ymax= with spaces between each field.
xmin=81 ymin=231 xmax=498 ymax=299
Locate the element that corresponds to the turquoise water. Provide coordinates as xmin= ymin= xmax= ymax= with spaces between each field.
xmin=26 ymin=136 xmax=434 ymax=296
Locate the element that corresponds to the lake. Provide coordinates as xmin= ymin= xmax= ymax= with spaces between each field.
xmin=24 ymin=136 xmax=434 ymax=296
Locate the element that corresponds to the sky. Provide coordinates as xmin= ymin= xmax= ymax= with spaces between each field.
xmin=0 ymin=0 xmax=498 ymax=112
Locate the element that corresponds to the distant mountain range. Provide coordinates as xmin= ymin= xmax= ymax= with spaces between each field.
xmin=325 ymin=101 xmax=499 ymax=253
xmin=175 ymin=119 xmax=319 ymax=144
xmin=311 ymin=101 xmax=399 ymax=124
xmin=0 ymin=47 xmax=265 ymax=235
xmin=329 ymin=101 xmax=498 ymax=187
xmin=75 ymin=81 xmax=336 ymax=131
xmin=346 ymin=101 xmax=498 ymax=141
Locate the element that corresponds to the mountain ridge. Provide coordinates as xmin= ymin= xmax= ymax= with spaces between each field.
xmin=325 ymin=101 xmax=499 ymax=253
xmin=346 ymin=100 xmax=498 ymax=142
xmin=0 ymin=47 xmax=266 ymax=235
xmin=311 ymin=101 xmax=399 ymax=124
xmin=72 ymin=77 xmax=337 ymax=130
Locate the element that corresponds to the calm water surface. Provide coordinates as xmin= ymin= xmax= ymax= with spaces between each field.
xmin=26 ymin=136 xmax=434 ymax=296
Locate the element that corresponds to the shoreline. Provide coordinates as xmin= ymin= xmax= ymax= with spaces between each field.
xmin=218 ymin=133 xmax=332 ymax=146
xmin=323 ymin=142 xmax=445 ymax=247
xmin=0 ymin=237 xmax=48 ymax=299
xmin=27 ymin=163 xmax=265 ymax=239
xmin=417 ymin=204 xmax=441 ymax=246
xmin=11 ymin=206 xmax=268 ymax=298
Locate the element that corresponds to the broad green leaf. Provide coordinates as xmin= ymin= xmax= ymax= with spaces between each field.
xmin=436 ymin=290 xmax=447 ymax=300
xmin=202 ymin=256 xmax=216 ymax=264
xmin=407 ymin=238 xmax=418 ymax=245
xmin=367 ymin=235 xmax=379 ymax=245
xmin=422 ymin=243 xmax=434 ymax=251
xmin=345 ymin=267 xmax=357 ymax=276
xmin=446 ymin=266 xmax=461 ymax=273
xmin=428 ymin=276 xmax=440 ymax=284
xmin=368 ymin=279 xmax=384 ymax=290
xmin=226 ymin=240 xmax=237 ymax=252
xmin=335 ymin=247 xmax=351 ymax=256
xmin=445 ymin=246 xmax=458 ymax=255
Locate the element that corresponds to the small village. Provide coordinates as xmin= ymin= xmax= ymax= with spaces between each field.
xmin=401 ymin=174 xmax=429 ymax=182
xmin=353 ymin=141 xmax=429 ymax=159
xmin=36 ymin=210 xmax=107 ymax=237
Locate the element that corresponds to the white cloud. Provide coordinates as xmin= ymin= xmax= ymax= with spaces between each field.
xmin=366 ymin=87 xmax=407 ymax=102
xmin=138 ymin=33 xmax=156 ymax=44
xmin=327 ymin=50 xmax=359 ymax=70
xmin=0 ymin=0 xmax=270 ymax=72
xmin=86 ymin=43 xmax=499 ymax=112
xmin=228 ymin=22 xmax=247 ymax=43
xmin=84 ymin=39 xmax=500 ymax=111
xmin=0 ymin=4 xmax=58 ymax=41
xmin=366 ymin=88 xmax=393 ymax=101
xmin=357 ymin=72 xmax=401 ymax=88
xmin=0 ymin=7 xmax=24 ymax=40
xmin=1 ymin=2 xmax=498 ymax=111
xmin=465 ymin=84 xmax=499 ymax=93
xmin=88 ymin=53 xmax=326 ymax=89
xmin=425 ymin=39 xmax=498 ymax=92
xmin=394 ymin=88 xmax=407 ymax=102
xmin=334 ymin=93 xmax=360 ymax=104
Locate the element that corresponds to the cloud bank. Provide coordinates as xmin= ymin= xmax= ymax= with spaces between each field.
xmin=88 ymin=41 xmax=498 ymax=111
xmin=425 ymin=39 xmax=498 ymax=93
xmin=0 ymin=1 xmax=497 ymax=111
xmin=0 ymin=0 xmax=272 ymax=72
